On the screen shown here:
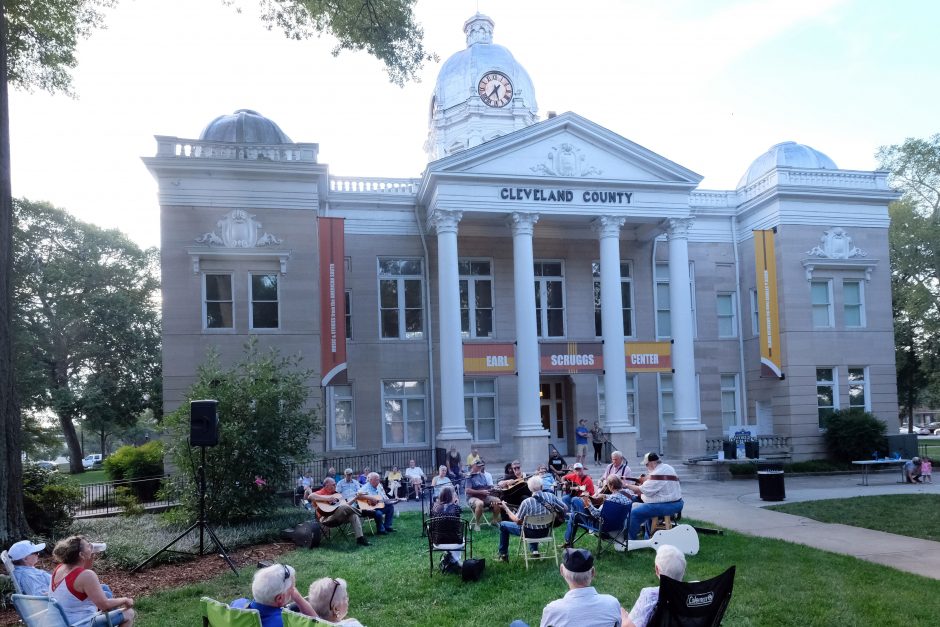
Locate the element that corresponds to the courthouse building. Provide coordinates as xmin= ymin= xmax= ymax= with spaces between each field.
xmin=149 ymin=14 xmax=899 ymax=465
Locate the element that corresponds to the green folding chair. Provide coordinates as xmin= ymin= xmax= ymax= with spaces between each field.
xmin=201 ymin=597 xmax=262 ymax=627
xmin=282 ymin=609 xmax=342 ymax=626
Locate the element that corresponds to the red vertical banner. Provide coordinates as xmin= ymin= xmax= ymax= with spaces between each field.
xmin=319 ymin=217 xmax=347 ymax=386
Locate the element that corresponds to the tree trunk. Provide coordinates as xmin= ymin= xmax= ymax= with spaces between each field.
xmin=60 ymin=412 xmax=84 ymax=474
xmin=0 ymin=0 xmax=31 ymax=545
xmin=99 ymin=429 xmax=107 ymax=459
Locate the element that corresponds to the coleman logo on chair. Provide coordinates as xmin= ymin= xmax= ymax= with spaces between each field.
xmin=686 ymin=591 xmax=715 ymax=607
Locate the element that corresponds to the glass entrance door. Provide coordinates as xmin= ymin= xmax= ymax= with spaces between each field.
xmin=540 ymin=380 xmax=567 ymax=455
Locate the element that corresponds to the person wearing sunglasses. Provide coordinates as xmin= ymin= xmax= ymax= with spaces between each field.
xmin=307 ymin=577 xmax=363 ymax=626
xmin=231 ymin=563 xmax=315 ymax=627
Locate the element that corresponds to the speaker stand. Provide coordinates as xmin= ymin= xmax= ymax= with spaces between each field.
xmin=131 ymin=446 xmax=237 ymax=575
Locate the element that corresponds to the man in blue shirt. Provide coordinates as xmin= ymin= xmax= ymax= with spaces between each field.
xmin=358 ymin=472 xmax=397 ymax=534
xmin=231 ymin=563 xmax=315 ymax=627
xmin=575 ymin=419 xmax=590 ymax=465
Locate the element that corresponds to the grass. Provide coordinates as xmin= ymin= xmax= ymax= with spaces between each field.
xmin=69 ymin=469 xmax=108 ymax=485
xmin=126 ymin=511 xmax=940 ymax=627
xmin=768 ymin=494 xmax=940 ymax=542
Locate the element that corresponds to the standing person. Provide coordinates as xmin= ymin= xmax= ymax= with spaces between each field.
xmin=446 ymin=446 xmax=464 ymax=480
xmin=231 ymin=563 xmax=316 ymax=627
xmin=357 ymin=472 xmax=397 ymax=534
xmin=50 ymin=536 xmax=136 ymax=627
xmin=623 ymin=545 xmax=687 ymax=627
xmin=431 ymin=465 xmax=453 ymax=499
xmin=921 ymin=457 xmax=933 ymax=483
xmin=466 ymin=447 xmax=482 ymax=469
xmin=623 ymin=452 xmax=683 ymax=540
xmin=466 ymin=459 xmax=501 ymax=531
xmin=600 ymin=451 xmax=632 ymax=488
xmin=537 ymin=549 xmax=627 ymax=627
xmin=404 ymin=459 xmax=427 ymax=499
xmin=305 ymin=478 xmax=370 ymax=547
xmin=495 ymin=475 xmax=567 ymax=561
xmin=336 ymin=469 xmax=361 ymax=502
xmin=590 ymin=421 xmax=606 ymax=464
xmin=7 ymin=540 xmax=52 ymax=595
xmin=575 ymin=419 xmax=590 ymax=465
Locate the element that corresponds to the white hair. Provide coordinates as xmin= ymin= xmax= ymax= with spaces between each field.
xmin=308 ymin=577 xmax=348 ymax=620
xmin=252 ymin=563 xmax=294 ymax=606
xmin=561 ymin=565 xmax=594 ymax=586
xmin=527 ymin=475 xmax=543 ymax=492
xmin=611 ymin=450 xmax=623 ymax=459
xmin=367 ymin=471 xmax=381 ymax=482
xmin=655 ymin=544 xmax=687 ymax=581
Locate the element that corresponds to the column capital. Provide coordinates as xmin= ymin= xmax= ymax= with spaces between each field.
xmin=507 ymin=211 xmax=540 ymax=236
xmin=427 ymin=209 xmax=463 ymax=235
xmin=591 ymin=215 xmax=626 ymax=239
xmin=667 ymin=217 xmax=694 ymax=240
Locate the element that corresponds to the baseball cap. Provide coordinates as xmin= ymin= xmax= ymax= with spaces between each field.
xmin=472 ymin=459 xmax=484 ymax=467
xmin=8 ymin=540 xmax=45 ymax=561
xmin=642 ymin=452 xmax=660 ymax=464
xmin=344 ymin=468 xmax=353 ymax=474
xmin=562 ymin=548 xmax=594 ymax=573
xmin=91 ymin=542 xmax=107 ymax=553
xmin=572 ymin=462 xmax=584 ymax=470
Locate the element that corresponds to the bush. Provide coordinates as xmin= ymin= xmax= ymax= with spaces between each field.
xmin=22 ymin=463 xmax=83 ymax=536
xmin=103 ymin=441 xmax=165 ymax=501
xmin=115 ymin=487 xmax=145 ymax=517
xmin=824 ymin=409 xmax=888 ymax=463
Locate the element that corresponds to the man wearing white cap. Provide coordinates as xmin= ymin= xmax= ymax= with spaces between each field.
xmin=7 ymin=540 xmax=52 ymax=595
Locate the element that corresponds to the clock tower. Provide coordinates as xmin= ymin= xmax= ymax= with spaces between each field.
xmin=425 ymin=14 xmax=539 ymax=161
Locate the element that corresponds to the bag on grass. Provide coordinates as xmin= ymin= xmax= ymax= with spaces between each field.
xmin=439 ymin=553 xmax=461 ymax=575
xmin=288 ymin=520 xmax=322 ymax=549
xmin=461 ymin=558 xmax=485 ymax=582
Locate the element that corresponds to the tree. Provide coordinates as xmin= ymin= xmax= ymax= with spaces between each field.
xmin=12 ymin=198 xmax=161 ymax=474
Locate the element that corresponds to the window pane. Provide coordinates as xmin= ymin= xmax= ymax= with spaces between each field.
xmin=475 ymin=281 xmax=492 ymax=307
xmin=475 ymin=309 xmax=493 ymax=337
xmin=476 ymin=379 xmax=495 ymax=393
xmin=477 ymin=396 xmax=495 ymax=418
xmin=458 ymin=261 xmax=471 ymax=275
xmin=252 ymin=274 xmax=278 ymax=300
xmin=459 ymin=280 xmax=469 ymax=308
xmin=811 ymin=282 xmax=829 ymax=304
xmin=477 ymin=418 xmax=497 ymax=441
xmin=817 ymin=387 xmax=834 ymax=406
xmin=404 ymin=280 xmax=422 ymax=308
xmin=849 ymin=385 xmax=865 ymax=407
xmin=206 ymin=302 xmax=233 ymax=329
xmin=595 ymin=310 xmax=603 ymax=337
xmin=816 ymin=368 xmax=833 ymax=382
xmin=848 ymin=368 xmax=864 ymax=381
xmin=812 ymin=306 xmax=830 ymax=327
xmin=471 ymin=261 xmax=490 ymax=275
xmin=400 ymin=259 xmax=422 ymax=275
xmin=547 ymin=309 xmax=564 ymax=336
xmin=656 ymin=283 xmax=670 ymax=308
xmin=655 ymin=264 xmax=670 ymax=280
xmin=717 ymin=295 xmax=733 ymax=315
xmin=845 ymin=306 xmax=861 ymax=327
xmin=844 ymin=281 xmax=860 ymax=303
xmin=252 ymin=302 xmax=278 ymax=328
xmin=591 ymin=262 xmax=600 ymax=278
xmin=545 ymin=281 xmax=564 ymax=308
xmin=407 ymin=421 xmax=426 ymax=444
xmin=381 ymin=310 xmax=399 ymax=338
xmin=542 ymin=262 xmax=562 ymax=276
xmin=380 ymin=280 xmax=398 ymax=307
xmin=405 ymin=309 xmax=423 ymax=336
xmin=657 ymin=311 xmax=671 ymax=337
xmin=205 ymin=274 xmax=232 ymax=301
xmin=460 ymin=310 xmax=470 ymax=335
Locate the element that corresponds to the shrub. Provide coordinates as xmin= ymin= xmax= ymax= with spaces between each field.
xmin=103 ymin=441 xmax=165 ymax=501
xmin=824 ymin=409 xmax=888 ymax=462
xmin=114 ymin=487 xmax=145 ymax=517
xmin=163 ymin=341 xmax=320 ymax=524
xmin=22 ymin=464 xmax=83 ymax=536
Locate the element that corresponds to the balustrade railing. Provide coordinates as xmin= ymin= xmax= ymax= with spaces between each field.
xmin=329 ymin=177 xmax=420 ymax=194
xmin=154 ymin=136 xmax=319 ymax=162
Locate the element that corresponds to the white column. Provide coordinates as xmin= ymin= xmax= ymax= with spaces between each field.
xmin=508 ymin=212 xmax=548 ymax=436
xmin=429 ymin=209 xmax=472 ymax=442
xmin=667 ymin=218 xmax=704 ymax=432
xmin=592 ymin=216 xmax=634 ymax=439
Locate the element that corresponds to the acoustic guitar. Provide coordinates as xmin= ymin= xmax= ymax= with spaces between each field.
xmin=355 ymin=496 xmax=386 ymax=512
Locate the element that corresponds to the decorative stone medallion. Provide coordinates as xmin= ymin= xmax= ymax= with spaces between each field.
xmin=195 ymin=209 xmax=283 ymax=248
xmin=530 ymin=143 xmax=603 ymax=177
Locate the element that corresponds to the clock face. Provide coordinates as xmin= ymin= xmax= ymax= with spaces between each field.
xmin=478 ymin=72 xmax=513 ymax=108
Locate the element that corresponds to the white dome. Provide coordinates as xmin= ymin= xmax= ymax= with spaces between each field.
xmin=429 ymin=14 xmax=538 ymax=116
xmin=738 ymin=141 xmax=837 ymax=188
xmin=199 ymin=109 xmax=293 ymax=144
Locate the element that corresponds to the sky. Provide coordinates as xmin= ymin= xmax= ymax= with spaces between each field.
xmin=8 ymin=0 xmax=940 ymax=249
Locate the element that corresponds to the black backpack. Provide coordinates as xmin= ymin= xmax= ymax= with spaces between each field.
xmin=461 ymin=558 xmax=485 ymax=582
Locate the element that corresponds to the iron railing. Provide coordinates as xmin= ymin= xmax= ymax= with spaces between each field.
xmin=78 ymin=475 xmax=184 ymax=517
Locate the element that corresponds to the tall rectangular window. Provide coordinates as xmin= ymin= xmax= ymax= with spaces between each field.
xmin=382 ymin=380 xmax=427 ymax=446
xmin=204 ymin=273 xmax=233 ymax=329
xmin=250 ymin=274 xmax=279 ymax=329
xmin=597 ymin=375 xmax=638 ymax=429
xmin=750 ymin=288 xmax=759 ymax=336
xmin=534 ymin=261 xmax=565 ymax=337
xmin=816 ymin=367 xmax=838 ymax=427
xmin=843 ymin=280 xmax=865 ymax=328
xmin=655 ymin=262 xmax=695 ymax=338
xmin=811 ymin=280 xmax=833 ymax=328
xmin=378 ymin=258 xmax=424 ymax=339
xmin=330 ymin=385 xmax=354 ymax=449
xmin=345 ymin=290 xmax=352 ymax=339
xmin=717 ymin=293 xmax=737 ymax=338
xmin=459 ymin=259 xmax=494 ymax=338
xmin=720 ymin=374 xmax=740 ymax=431
xmin=593 ymin=261 xmax=634 ymax=337
xmin=464 ymin=379 xmax=497 ymax=442
xmin=848 ymin=367 xmax=869 ymax=411
xmin=658 ymin=374 xmax=674 ymax=427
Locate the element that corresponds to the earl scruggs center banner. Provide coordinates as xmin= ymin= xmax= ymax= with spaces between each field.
xmin=319 ymin=217 xmax=347 ymax=386
xmin=754 ymin=229 xmax=784 ymax=379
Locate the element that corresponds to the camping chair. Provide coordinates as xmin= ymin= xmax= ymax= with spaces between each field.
xmin=518 ymin=512 xmax=560 ymax=569
xmin=647 ymin=566 xmax=736 ymax=627
xmin=201 ymin=596 xmax=262 ymax=627
xmin=2 ymin=550 xmax=23 ymax=595
xmin=12 ymin=594 xmax=119 ymax=627
xmin=282 ymin=608 xmax=343 ymax=626
xmin=572 ymin=499 xmax=631 ymax=556
xmin=426 ymin=515 xmax=472 ymax=576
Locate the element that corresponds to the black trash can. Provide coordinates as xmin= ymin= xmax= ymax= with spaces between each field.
xmin=745 ymin=440 xmax=760 ymax=460
xmin=722 ymin=440 xmax=737 ymax=460
xmin=757 ymin=464 xmax=785 ymax=501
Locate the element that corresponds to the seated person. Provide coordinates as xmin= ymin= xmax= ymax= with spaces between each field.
xmin=404 ymin=459 xmax=426 ymax=499
xmin=446 ymin=446 xmax=464 ymax=481
xmin=600 ymin=450 xmax=632 ymax=486
xmin=51 ymin=536 xmax=135 ymax=626
xmin=466 ymin=459 xmax=501 ymax=531
xmin=496 ymin=475 xmax=567 ymax=561
xmin=335 ymin=468 xmax=361 ymax=502
xmin=561 ymin=463 xmax=596 ymax=512
xmin=307 ymin=577 xmax=363 ymax=626
xmin=7 ymin=540 xmax=52 ymax=595
xmin=537 ymin=548 xmax=626 ymax=627
xmin=431 ymin=465 xmax=453 ymax=499
xmin=325 ymin=467 xmax=338 ymax=484
xmin=384 ymin=466 xmax=404 ymax=499
xmin=562 ymin=475 xmax=633 ymax=549
xmin=431 ymin=486 xmax=464 ymax=567
xmin=537 ymin=464 xmax=557 ymax=494
xmin=623 ymin=452 xmax=683 ymax=540
xmin=623 ymin=545 xmax=687 ymax=627
xmin=232 ymin=563 xmax=316 ymax=627
xmin=466 ymin=447 xmax=482 ymax=471
xmin=357 ymin=467 xmax=370 ymax=485
xmin=357 ymin=472 xmax=397 ymax=534
xmin=296 ymin=472 xmax=313 ymax=507
xmin=548 ymin=449 xmax=568 ymax=479
xmin=499 ymin=460 xmax=526 ymax=487
xmin=905 ymin=457 xmax=924 ymax=483
xmin=306 ymin=478 xmax=370 ymax=547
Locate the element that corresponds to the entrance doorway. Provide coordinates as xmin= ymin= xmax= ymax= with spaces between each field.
xmin=540 ymin=380 xmax=567 ymax=455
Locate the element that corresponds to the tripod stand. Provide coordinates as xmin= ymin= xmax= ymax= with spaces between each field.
xmin=131 ymin=445 xmax=237 ymax=575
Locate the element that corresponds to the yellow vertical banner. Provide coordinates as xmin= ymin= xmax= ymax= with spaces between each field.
xmin=754 ymin=230 xmax=784 ymax=379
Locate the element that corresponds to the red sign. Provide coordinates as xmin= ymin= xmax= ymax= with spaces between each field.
xmin=539 ymin=342 xmax=604 ymax=374
xmin=318 ymin=217 xmax=347 ymax=386
xmin=463 ymin=343 xmax=515 ymax=375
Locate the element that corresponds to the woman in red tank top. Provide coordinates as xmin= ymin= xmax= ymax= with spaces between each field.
xmin=50 ymin=536 xmax=136 ymax=626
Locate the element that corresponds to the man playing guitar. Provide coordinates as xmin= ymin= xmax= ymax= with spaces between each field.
xmin=466 ymin=459 xmax=501 ymax=531
xmin=600 ymin=450 xmax=632 ymax=486
xmin=561 ymin=463 xmax=595 ymax=513
xmin=357 ymin=472 xmax=397 ymax=535
xmin=305 ymin=478 xmax=370 ymax=547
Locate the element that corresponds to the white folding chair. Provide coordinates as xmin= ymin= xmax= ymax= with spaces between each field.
xmin=518 ymin=512 xmax=560 ymax=569
xmin=2 ymin=550 xmax=23 ymax=595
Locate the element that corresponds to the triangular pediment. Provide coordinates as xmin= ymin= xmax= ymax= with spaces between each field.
xmin=422 ymin=112 xmax=702 ymax=190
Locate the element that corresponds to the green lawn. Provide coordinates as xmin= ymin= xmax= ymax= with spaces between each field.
xmin=69 ymin=469 xmax=108 ymax=485
xmin=130 ymin=511 xmax=940 ymax=627
xmin=769 ymin=494 xmax=940 ymax=542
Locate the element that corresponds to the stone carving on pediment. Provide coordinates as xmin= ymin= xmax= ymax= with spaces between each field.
xmin=195 ymin=209 xmax=283 ymax=248
xmin=530 ymin=143 xmax=603 ymax=177
xmin=805 ymin=227 xmax=867 ymax=259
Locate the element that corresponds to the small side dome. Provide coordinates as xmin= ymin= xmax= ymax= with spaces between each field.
xmin=738 ymin=141 xmax=837 ymax=188
xmin=199 ymin=109 xmax=293 ymax=144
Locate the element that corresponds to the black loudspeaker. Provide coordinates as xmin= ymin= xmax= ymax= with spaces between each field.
xmin=190 ymin=400 xmax=219 ymax=447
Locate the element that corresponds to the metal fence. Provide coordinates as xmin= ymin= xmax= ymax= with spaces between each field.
xmin=78 ymin=475 xmax=183 ymax=517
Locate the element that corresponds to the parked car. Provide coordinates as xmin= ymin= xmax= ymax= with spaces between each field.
xmin=82 ymin=453 xmax=103 ymax=469
xmin=899 ymin=425 xmax=931 ymax=435
xmin=31 ymin=460 xmax=58 ymax=472
xmin=924 ymin=421 xmax=940 ymax=433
